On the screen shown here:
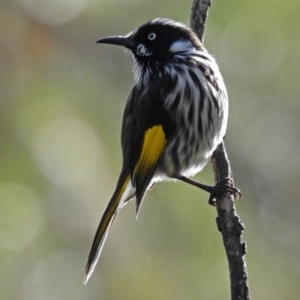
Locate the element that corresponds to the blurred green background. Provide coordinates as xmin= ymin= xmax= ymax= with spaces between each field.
xmin=1 ymin=0 xmax=300 ymax=299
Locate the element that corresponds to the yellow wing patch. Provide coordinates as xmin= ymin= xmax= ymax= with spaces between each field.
xmin=133 ymin=125 xmax=167 ymax=212
xmin=134 ymin=125 xmax=167 ymax=179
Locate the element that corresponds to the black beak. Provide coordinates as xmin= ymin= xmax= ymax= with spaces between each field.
xmin=96 ymin=36 xmax=135 ymax=50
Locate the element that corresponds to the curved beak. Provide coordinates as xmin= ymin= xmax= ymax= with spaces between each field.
xmin=96 ymin=35 xmax=135 ymax=50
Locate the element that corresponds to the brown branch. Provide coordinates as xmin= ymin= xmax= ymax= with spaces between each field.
xmin=190 ymin=1 xmax=250 ymax=299
xmin=211 ymin=142 xmax=250 ymax=300
xmin=190 ymin=0 xmax=211 ymax=42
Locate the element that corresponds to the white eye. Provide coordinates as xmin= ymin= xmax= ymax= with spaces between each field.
xmin=148 ymin=33 xmax=156 ymax=40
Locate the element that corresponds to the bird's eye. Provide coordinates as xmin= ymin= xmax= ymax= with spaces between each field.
xmin=147 ymin=33 xmax=156 ymax=40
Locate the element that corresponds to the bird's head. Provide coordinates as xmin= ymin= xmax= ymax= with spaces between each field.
xmin=97 ymin=18 xmax=203 ymax=59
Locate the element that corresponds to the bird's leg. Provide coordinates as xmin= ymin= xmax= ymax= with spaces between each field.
xmin=176 ymin=175 xmax=241 ymax=206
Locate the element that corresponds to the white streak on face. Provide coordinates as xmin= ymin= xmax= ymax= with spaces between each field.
xmin=136 ymin=44 xmax=152 ymax=57
xmin=169 ymin=39 xmax=193 ymax=53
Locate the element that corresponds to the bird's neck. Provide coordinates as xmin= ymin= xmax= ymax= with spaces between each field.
xmin=132 ymin=50 xmax=196 ymax=87
xmin=133 ymin=57 xmax=161 ymax=87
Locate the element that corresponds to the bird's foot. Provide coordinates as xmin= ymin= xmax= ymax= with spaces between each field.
xmin=208 ymin=177 xmax=241 ymax=206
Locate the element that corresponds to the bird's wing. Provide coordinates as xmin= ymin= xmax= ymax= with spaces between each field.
xmin=121 ymin=77 xmax=176 ymax=215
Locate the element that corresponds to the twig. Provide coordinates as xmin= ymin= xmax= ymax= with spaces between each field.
xmin=190 ymin=1 xmax=250 ymax=299
xmin=190 ymin=0 xmax=211 ymax=43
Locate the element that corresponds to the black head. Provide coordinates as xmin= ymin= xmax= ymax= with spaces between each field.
xmin=97 ymin=18 xmax=203 ymax=59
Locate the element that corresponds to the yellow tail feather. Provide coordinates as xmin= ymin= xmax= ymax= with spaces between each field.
xmin=84 ymin=174 xmax=130 ymax=284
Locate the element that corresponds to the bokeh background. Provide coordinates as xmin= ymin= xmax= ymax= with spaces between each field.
xmin=1 ymin=0 xmax=300 ymax=299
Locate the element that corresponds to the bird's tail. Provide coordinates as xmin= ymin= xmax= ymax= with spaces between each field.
xmin=83 ymin=171 xmax=133 ymax=284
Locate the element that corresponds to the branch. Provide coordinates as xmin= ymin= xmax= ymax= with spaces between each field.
xmin=190 ymin=0 xmax=211 ymax=42
xmin=211 ymin=142 xmax=250 ymax=300
xmin=190 ymin=1 xmax=250 ymax=299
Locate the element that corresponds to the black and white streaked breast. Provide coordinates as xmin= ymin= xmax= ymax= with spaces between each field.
xmin=134 ymin=38 xmax=228 ymax=179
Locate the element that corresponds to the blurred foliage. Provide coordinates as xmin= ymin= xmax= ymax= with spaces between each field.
xmin=0 ymin=0 xmax=300 ymax=299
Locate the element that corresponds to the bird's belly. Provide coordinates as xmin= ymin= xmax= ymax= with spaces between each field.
xmin=155 ymin=121 xmax=225 ymax=181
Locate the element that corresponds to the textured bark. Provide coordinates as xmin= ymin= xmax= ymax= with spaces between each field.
xmin=190 ymin=0 xmax=211 ymax=43
xmin=211 ymin=142 xmax=250 ymax=300
xmin=190 ymin=1 xmax=250 ymax=299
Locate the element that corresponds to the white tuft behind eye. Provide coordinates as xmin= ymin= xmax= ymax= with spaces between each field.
xmin=147 ymin=33 xmax=156 ymax=40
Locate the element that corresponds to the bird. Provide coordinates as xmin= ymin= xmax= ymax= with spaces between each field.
xmin=83 ymin=18 xmax=240 ymax=284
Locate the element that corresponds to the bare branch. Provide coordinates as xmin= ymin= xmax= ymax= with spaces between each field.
xmin=190 ymin=0 xmax=211 ymax=42
xmin=190 ymin=1 xmax=250 ymax=299
xmin=211 ymin=142 xmax=250 ymax=300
